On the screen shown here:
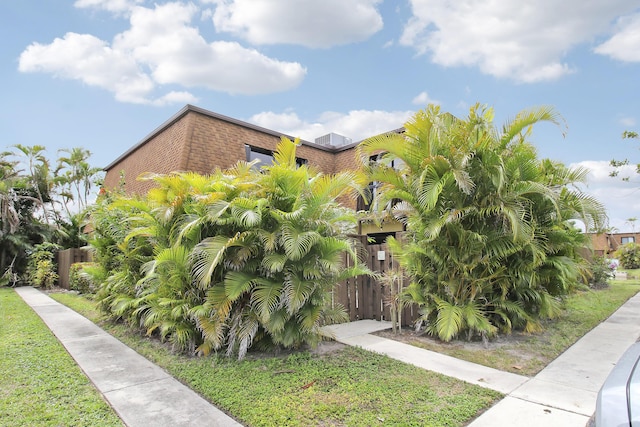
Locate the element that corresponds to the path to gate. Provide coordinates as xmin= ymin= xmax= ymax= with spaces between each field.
xmin=323 ymin=290 xmax=640 ymax=427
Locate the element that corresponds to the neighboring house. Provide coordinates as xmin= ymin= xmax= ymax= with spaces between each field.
xmin=586 ymin=232 xmax=640 ymax=257
xmin=103 ymin=104 xmax=404 ymax=239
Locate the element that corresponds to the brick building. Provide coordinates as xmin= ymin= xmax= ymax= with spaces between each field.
xmin=103 ymin=104 xmax=404 ymax=237
xmin=104 ymin=105 xmax=357 ymax=195
xmin=586 ymin=232 xmax=640 ymax=257
xmin=103 ymin=104 xmax=411 ymax=323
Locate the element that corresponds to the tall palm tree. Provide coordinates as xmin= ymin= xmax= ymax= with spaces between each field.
xmin=56 ymin=147 xmax=103 ymax=216
xmin=358 ymin=103 xmax=606 ymax=341
xmin=0 ymin=150 xmax=52 ymax=280
xmin=12 ymin=144 xmax=53 ymax=224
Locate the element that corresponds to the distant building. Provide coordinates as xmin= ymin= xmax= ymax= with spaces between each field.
xmin=586 ymin=232 xmax=640 ymax=257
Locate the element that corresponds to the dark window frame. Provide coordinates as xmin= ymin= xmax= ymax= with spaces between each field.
xmin=245 ymin=144 xmax=307 ymax=169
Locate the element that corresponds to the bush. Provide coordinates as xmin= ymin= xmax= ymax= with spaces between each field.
xmin=89 ymin=138 xmax=367 ymax=359
xmin=615 ymin=243 xmax=640 ymax=269
xmin=26 ymin=243 xmax=60 ymax=289
xmin=69 ymin=262 xmax=98 ymax=294
xmin=587 ymin=256 xmax=615 ymax=288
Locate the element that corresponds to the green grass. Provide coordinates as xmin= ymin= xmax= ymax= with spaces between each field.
xmin=50 ymin=292 xmax=501 ymax=427
xmin=0 ymin=288 xmax=123 ymax=427
xmin=388 ymin=280 xmax=640 ymax=376
xmin=619 ymin=268 xmax=640 ymax=279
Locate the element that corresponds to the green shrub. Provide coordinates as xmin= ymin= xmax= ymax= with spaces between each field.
xmin=587 ymin=256 xmax=615 ymax=288
xmin=69 ymin=262 xmax=98 ymax=294
xmin=615 ymin=243 xmax=640 ymax=269
xmin=27 ymin=243 xmax=60 ymax=289
xmin=89 ymin=138 xmax=368 ymax=359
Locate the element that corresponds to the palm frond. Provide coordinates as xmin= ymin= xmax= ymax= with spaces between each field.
xmin=190 ymin=234 xmax=237 ymax=289
xmin=432 ymin=296 xmax=463 ymax=342
xmin=250 ymin=280 xmax=284 ymax=322
xmin=223 ymin=271 xmax=258 ymax=301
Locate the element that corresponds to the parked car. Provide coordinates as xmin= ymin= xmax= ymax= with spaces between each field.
xmin=593 ymin=341 xmax=640 ymax=426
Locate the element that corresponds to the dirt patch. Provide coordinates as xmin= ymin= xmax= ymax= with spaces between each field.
xmin=43 ymin=287 xmax=79 ymax=294
xmin=375 ymin=328 xmax=530 ymax=351
xmin=310 ymin=340 xmax=347 ymax=356
xmin=373 ymin=328 xmax=550 ymax=376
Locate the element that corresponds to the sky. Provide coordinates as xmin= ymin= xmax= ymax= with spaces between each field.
xmin=2 ymin=0 xmax=640 ymax=231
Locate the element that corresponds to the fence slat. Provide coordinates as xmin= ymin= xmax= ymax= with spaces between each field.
xmin=333 ymin=232 xmax=418 ymax=327
xmin=56 ymin=248 xmax=91 ymax=289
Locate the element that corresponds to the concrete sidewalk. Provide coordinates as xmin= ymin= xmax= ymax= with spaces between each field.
xmin=16 ymin=285 xmax=640 ymax=427
xmin=324 ymin=291 xmax=640 ymax=427
xmin=15 ymin=287 xmax=243 ymax=427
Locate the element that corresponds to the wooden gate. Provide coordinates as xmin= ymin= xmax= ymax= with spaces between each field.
xmin=333 ymin=235 xmax=419 ymax=327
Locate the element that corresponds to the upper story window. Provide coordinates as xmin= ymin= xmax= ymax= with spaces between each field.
xmin=621 ymin=236 xmax=635 ymax=244
xmin=245 ymin=145 xmax=306 ymax=169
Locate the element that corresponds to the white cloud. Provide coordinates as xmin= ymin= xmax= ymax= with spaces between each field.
xmin=595 ymin=12 xmax=640 ymax=62
xmin=211 ymin=0 xmax=384 ymax=48
xmin=412 ymin=91 xmax=439 ymax=106
xmin=620 ymin=117 xmax=637 ymax=127
xmin=400 ymin=0 xmax=638 ymax=82
xmin=571 ymin=160 xmax=640 ymax=231
xmin=74 ymin=0 xmax=142 ymax=14
xmin=18 ymin=2 xmax=306 ymax=104
xmin=19 ymin=32 xmax=156 ymax=104
xmin=151 ymin=91 xmax=199 ymax=107
xmin=249 ymin=108 xmax=414 ymax=142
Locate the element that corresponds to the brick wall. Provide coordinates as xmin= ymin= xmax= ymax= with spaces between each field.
xmin=586 ymin=232 xmax=640 ymax=256
xmin=103 ymin=115 xmax=189 ymax=194
xmin=103 ymin=106 xmax=368 ymax=206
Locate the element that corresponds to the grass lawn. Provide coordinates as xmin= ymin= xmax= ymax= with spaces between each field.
xmin=50 ymin=292 xmax=501 ymax=427
xmin=0 ymin=288 xmax=123 ymax=427
xmin=376 ymin=280 xmax=640 ymax=376
xmin=619 ymin=268 xmax=640 ymax=279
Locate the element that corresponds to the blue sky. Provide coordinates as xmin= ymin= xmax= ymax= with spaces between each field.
xmin=2 ymin=0 xmax=640 ymax=231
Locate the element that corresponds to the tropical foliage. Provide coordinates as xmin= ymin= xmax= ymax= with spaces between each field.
xmin=88 ymin=138 xmax=368 ymax=359
xmin=610 ymin=130 xmax=638 ymax=181
xmin=0 ymin=145 xmax=102 ymax=286
xmin=358 ymin=104 xmax=607 ymax=341
xmin=26 ymin=242 xmax=60 ymax=289
xmin=587 ymin=256 xmax=615 ymax=288
xmin=615 ymin=242 xmax=640 ymax=269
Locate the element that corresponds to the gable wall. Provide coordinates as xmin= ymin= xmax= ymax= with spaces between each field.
xmin=103 ymin=107 xmax=357 ymax=195
xmin=103 ymin=114 xmax=191 ymax=194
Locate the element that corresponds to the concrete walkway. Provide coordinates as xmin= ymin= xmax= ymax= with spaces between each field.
xmin=15 ymin=287 xmax=242 ymax=427
xmin=16 ymin=285 xmax=640 ymax=427
xmin=324 ymin=291 xmax=640 ymax=427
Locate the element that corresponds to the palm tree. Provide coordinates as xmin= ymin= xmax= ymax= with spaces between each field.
xmin=0 ymin=150 xmax=53 ymax=280
xmin=89 ymin=138 xmax=369 ymax=359
xmin=358 ymin=103 xmax=606 ymax=341
xmin=191 ymin=138 xmax=368 ymax=358
xmin=56 ymin=147 xmax=103 ymax=215
xmin=12 ymin=144 xmax=53 ymax=225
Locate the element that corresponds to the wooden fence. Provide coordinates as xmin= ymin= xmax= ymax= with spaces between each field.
xmin=55 ymin=237 xmax=419 ymax=325
xmin=333 ymin=235 xmax=419 ymax=327
xmin=57 ymin=248 xmax=92 ymax=289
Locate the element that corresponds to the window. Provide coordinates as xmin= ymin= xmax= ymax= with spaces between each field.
xmin=356 ymin=154 xmax=403 ymax=212
xmin=367 ymin=232 xmax=396 ymax=245
xmin=621 ymin=236 xmax=635 ymax=244
xmin=245 ymin=145 xmax=274 ymax=167
xmin=245 ymin=145 xmax=306 ymax=169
